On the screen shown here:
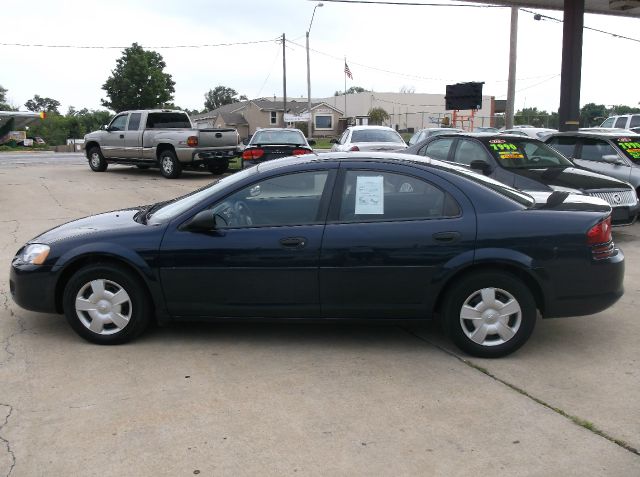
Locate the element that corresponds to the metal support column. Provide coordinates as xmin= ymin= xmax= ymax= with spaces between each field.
xmin=558 ymin=0 xmax=584 ymax=131
xmin=505 ymin=6 xmax=518 ymax=129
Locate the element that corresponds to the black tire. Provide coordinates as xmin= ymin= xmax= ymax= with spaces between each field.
xmin=208 ymin=163 xmax=229 ymax=175
xmin=159 ymin=150 xmax=182 ymax=179
xmin=442 ymin=271 xmax=537 ymax=358
xmin=62 ymin=263 xmax=152 ymax=345
xmin=136 ymin=164 xmax=151 ymax=170
xmin=87 ymin=146 xmax=108 ymax=172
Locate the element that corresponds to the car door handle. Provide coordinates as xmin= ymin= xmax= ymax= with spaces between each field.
xmin=280 ymin=237 xmax=307 ymax=248
xmin=119 ymin=134 xmax=124 ymax=139
xmin=432 ymin=231 xmax=461 ymax=242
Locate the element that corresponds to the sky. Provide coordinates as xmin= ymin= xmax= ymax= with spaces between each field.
xmin=1 ymin=0 xmax=638 ymax=116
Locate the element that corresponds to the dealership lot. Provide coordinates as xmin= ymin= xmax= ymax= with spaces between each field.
xmin=1 ymin=155 xmax=639 ymax=475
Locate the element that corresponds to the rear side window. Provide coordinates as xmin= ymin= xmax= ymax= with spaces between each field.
xmin=146 ymin=113 xmax=191 ymax=129
xmin=547 ymin=136 xmax=577 ymax=157
xmin=614 ymin=117 xmax=627 ymax=128
xmin=579 ymin=138 xmax=618 ymax=161
xmin=421 ymin=138 xmax=455 ymax=160
xmin=630 ymin=115 xmax=640 ymax=129
xmin=127 ymin=113 xmax=141 ymax=131
xmin=338 ymin=170 xmax=460 ymax=222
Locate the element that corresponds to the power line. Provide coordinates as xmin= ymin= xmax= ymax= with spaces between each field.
xmin=318 ymin=0 xmax=505 ymax=7
xmin=0 ymin=38 xmax=280 ymax=49
xmin=521 ymin=8 xmax=640 ymax=44
xmin=287 ymin=38 xmax=558 ymax=85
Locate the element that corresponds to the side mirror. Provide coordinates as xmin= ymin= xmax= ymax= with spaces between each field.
xmin=185 ymin=210 xmax=216 ymax=231
xmin=307 ymin=139 xmax=316 ymax=146
xmin=100 ymin=124 xmax=108 ymax=130
xmin=602 ymin=154 xmax=623 ymax=165
xmin=470 ymin=160 xmax=492 ymax=174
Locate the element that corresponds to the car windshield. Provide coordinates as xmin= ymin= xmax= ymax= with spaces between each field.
xmin=252 ymin=130 xmax=306 ymax=146
xmin=146 ymin=167 xmax=257 ymax=224
xmin=613 ymin=137 xmax=640 ymax=163
xmin=351 ymin=129 xmax=404 ymax=143
xmin=483 ymin=139 xmax=574 ymax=169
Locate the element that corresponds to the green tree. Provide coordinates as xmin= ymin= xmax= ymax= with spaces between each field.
xmin=25 ymin=95 xmax=61 ymax=114
xmin=368 ymin=107 xmax=389 ymax=125
xmin=0 ymin=85 xmax=14 ymax=111
xmin=101 ymin=43 xmax=175 ymax=112
xmin=334 ymin=86 xmax=369 ymax=96
xmin=610 ymin=104 xmax=640 ymax=115
xmin=514 ymin=107 xmax=551 ymax=128
xmin=204 ymin=86 xmax=245 ymax=111
xmin=580 ymin=103 xmax=608 ymax=127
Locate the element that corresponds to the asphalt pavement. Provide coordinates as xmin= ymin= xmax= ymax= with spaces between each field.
xmin=1 ymin=153 xmax=639 ymax=476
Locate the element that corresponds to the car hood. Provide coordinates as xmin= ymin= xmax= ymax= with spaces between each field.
xmin=30 ymin=208 xmax=147 ymax=245
xmin=527 ymin=190 xmax=611 ymax=213
xmin=511 ymin=166 xmax=629 ymax=192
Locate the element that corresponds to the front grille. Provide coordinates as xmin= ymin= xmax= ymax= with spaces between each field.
xmin=587 ymin=190 xmax=637 ymax=207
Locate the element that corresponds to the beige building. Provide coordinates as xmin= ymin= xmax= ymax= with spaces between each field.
xmin=192 ymin=99 xmax=343 ymax=139
xmin=318 ymin=92 xmax=497 ymax=132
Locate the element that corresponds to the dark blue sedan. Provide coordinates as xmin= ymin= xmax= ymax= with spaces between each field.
xmin=10 ymin=153 xmax=624 ymax=358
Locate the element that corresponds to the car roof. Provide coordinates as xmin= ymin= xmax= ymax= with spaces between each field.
xmin=547 ymin=131 xmax=640 ymax=138
xmin=346 ymin=125 xmax=398 ymax=131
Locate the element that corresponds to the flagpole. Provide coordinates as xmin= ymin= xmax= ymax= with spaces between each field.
xmin=344 ymin=57 xmax=347 ymax=121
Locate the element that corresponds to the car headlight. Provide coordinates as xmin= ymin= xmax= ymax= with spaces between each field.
xmin=20 ymin=244 xmax=50 ymax=265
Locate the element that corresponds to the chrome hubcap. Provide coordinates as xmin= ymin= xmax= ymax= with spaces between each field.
xmin=74 ymin=279 xmax=132 ymax=335
xmin=90 ymin=153 xmax=101 ymax=167
xmin=459 ymin=287 xmax=521 ymax=347
xmin=162 ymin=157 xmax=173 ymax=173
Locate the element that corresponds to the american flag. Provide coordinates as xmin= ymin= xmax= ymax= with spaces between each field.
xmin=344 ymin=62 xmax=353 ymax=80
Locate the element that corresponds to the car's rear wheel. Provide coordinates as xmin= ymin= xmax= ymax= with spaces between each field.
xmin=63 ymin=263 xmax=151 ymax=344
xmin=87 ymin=147 xmax=108 ymax=172
xmin=159 ymin=150 xmax=182 ymax=179
xmin=442 ymin=271 xmax=536 ymax=358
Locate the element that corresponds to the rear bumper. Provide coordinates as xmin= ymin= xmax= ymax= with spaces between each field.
xmin=176 ymin=148 xmax=236 ymax=164
xmin=544 ymin=248 xmax=625 ymax=318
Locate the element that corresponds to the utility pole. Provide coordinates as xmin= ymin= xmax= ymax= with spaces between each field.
xmin=505 ymin=7 xmax=518 ymax=129
xmin=282 ymin=33 xmax=287 ymax=127
xmin=306 ymin=2 xmax=324 ymax=139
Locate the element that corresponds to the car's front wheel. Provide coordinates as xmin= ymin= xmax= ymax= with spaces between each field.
xmin=442 ymin=271 xmax=537 ymax=358
xmin=63 ymin=263 xmax=151 ymax=344
xmin=87 ymin=147 xmax=108 ymax=172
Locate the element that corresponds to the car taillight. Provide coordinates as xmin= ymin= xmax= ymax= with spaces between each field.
xmin=292 ymin=148 xmax=311 ymax=156
xmin=242 ymin=148 xmax=264 ymax=160
xmin=349 ymin=145 xmax=360 ymax=151
xmin=187 ymin=136 xmax=198 ymax=147
xmin=587 ymin=216 xmax=614 ymax=259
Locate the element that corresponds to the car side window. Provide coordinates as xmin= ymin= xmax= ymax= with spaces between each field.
xmin=109 ymin=114 xmax=128 ymax=131
xmin=600 ymin=118 xmax=615 ymax=128
xmin=547 ymin=137 xmax=577 ymax=157
xmin=614 ymin=117 xmax=627 ymax=129
xmin=630 ymin=115 xmax=640 ymax=129
xmin=453 ymin=139 xmax=490 ymax=166
xmin=338 ymin=170 xmax=460 ymax=223
xmin=579 ymin=138 xmax=618 ymax=161
xmin=127 ymin=113 xmax=142 ymax=131
xmin=210 ymin=171 xmax=330 ymax=228
xmin=421 ymin=138 xmax=455 ymax=160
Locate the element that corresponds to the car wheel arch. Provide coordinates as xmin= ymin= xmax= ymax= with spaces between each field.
xmin=433 ymin=262 xmax=546 ymax=318
xmin=84 ymin=141 xmax=101 ymax=156
xmin=54 ymin=254 xmax=156 ymax=317
xmin=156 ymin=143 xmax=176 ymax=160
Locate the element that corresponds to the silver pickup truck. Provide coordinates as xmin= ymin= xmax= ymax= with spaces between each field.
xmin=83 ymin=109 xmax=238 ymax=178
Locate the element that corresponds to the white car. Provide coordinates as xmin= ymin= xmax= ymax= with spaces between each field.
xmin=600 ymin=114 xmax=640 ymax=134
xmin=501 ymin=127 xmax=557 ymax=140
xmin=330 ymin=126 xmax=407 ymax=152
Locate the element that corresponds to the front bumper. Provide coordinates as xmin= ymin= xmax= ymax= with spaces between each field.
xmin=9 ymin=259 xmax=59 ymax=314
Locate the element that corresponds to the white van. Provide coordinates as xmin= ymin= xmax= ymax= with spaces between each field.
xmin=600 ymin=114 xmax=640 ymax=134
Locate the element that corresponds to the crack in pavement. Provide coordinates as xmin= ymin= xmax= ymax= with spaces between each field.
xmin=0 ymin=404 xmax=15 ymax=477
xmin=399 ymin=326 xmax=640 ymax=458
xmin=0 ymin=291 xmax=26 ymax=368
